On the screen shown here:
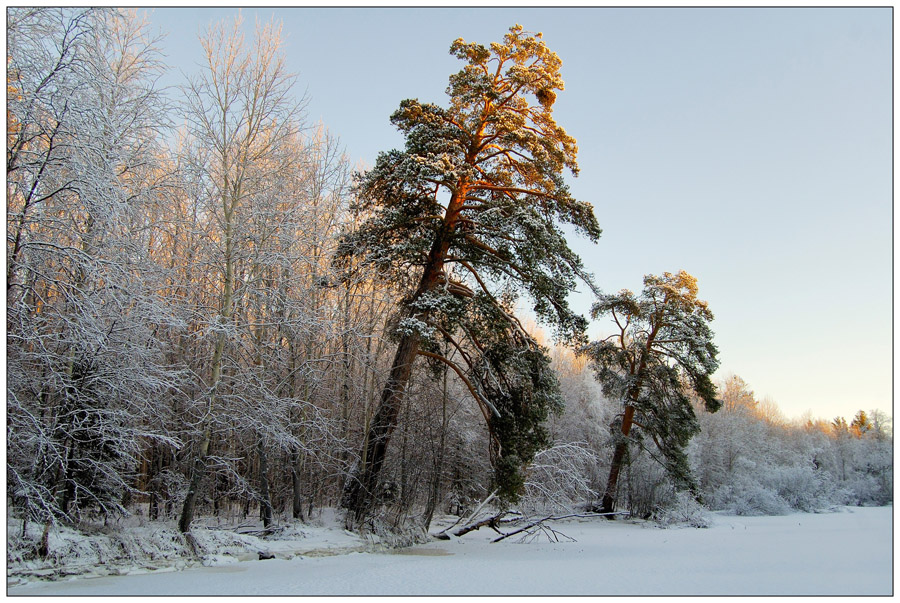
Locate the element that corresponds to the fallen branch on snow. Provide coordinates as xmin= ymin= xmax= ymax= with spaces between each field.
xmin=435 ymin=489 xmax=498 ymax=537
xmin=491 ymin=511 xmax=627 ymax=543
xmin=433 ymin=509 xmax=629 ymax=542
xmin=235 ymin=526 xmax=285 ymax=537
xmin=451 ymin=511 xmax=524 ymax=537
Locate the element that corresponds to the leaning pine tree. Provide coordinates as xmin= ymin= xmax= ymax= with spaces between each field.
xmin=583 ymin=271 xmax=721 ymax=515
xmin=338 ymin=25 xmax=601 ymax=526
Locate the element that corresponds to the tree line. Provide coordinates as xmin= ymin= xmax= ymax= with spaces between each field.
xmin=7 ymin=9 xmax=891 ymax=543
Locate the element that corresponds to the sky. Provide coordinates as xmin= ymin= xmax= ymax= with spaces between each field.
xmin=144 ymin=6 xmax=892 ymax=422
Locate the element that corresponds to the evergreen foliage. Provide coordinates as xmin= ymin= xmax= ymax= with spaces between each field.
xmin=6 ymin=10 xmax=889 ymax=541
xmin=339 ymin=25 xmax=600 ymax=511
xmin=584 ymin=271 xmax=720 ymax=509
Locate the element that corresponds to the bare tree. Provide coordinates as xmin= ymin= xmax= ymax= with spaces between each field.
xmin=7 ymin=8 xmax=180 ymax=525
xmin=174 ymin=15 xmax=309 ymax=533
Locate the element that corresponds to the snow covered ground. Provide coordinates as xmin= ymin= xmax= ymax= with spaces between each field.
xmin=8 ymin=506 xmax=892 ymax=596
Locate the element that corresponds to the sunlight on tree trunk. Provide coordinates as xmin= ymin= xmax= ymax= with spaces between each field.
xmin=584 ymin=271 xmax=721 ymax=516
xmin=339 ymin=24 xmax=601 ymax=527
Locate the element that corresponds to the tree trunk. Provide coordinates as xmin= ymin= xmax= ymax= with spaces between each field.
xmin=38 ymin=521 xmax=51 ymax=559
xmin=149 ymin=491 xmax=159 ymax=521
xmin=291 ymin=449 xmax=305 ymax=521
xmin=600 ymin=404 xmax=635 ymax=515
xmin=341 ymin=182 xmax=467 ymax=527
xmin=148 ymin=443 xmax=162 ymax=521
xmin=306 ymin=474 xmax=319 ymax=521
xmin=56 ymin=436 xmax=75 ymax=518
xmin=423 ymin=362 xmax=449 ymax=529
xmin=257 ymin=438 xmax=273 ymax=528
xmin=342 ymin=331 xmax=421 ymax=525
xmin=178 ymin=432 xmax=209 ymax=533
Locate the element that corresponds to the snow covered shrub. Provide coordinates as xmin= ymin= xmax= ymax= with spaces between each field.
xmin=709 ymin=469 xmax=791 ymax=516
xmin=653 ymin=490 xmax=712 ymax=528
xmin=769 ymin=464 xmax=848 ymax=512
xmin=362 ymin=513 xmax=429 ymax=549
xmin=522 ymin=443 xmax=598 ymax=513
xmin=841 ymin=474 xmax=884 ymax=507
xmin=845 ymin=438 xmax=893 ymax=506
xmin=623 ymin=452 xmax=670 ymax=518
xmin=7 ymin=514 xmax=267 ymax=579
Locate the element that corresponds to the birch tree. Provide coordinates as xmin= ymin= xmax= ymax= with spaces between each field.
xmin=7 ymin=8 xmax=178 ymax=522
xmin=175 ymin=15 xmax=307 ymax=533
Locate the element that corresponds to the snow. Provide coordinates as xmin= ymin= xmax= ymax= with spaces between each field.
xmin=8 ymin=506 xmax=892 ymax=596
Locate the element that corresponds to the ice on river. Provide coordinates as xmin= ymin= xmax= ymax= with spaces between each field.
xmin=9 ymin=506 xmax=892 ymax=596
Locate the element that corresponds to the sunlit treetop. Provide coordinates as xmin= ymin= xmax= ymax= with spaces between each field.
xmin=446 ymin=24 xmax=578 ymax=177
xmin=339 ymin=25 xmax=601 ymax=504
xmin=343 ymin=24 xmax=600 ymax=344
xmin=584 ymin=270 xmax=721 ymax=491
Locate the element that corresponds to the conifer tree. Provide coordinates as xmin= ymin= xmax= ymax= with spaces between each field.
xmin=851 ymin=410 xmax=873 ymax=437
xmin=339 ymin=25 xmax=601 ymax=525
xmin=583 ymin=271 xmax=721 ymax=514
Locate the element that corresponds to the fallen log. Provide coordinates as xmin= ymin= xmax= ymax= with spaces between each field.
xmin=491 ymin=511 xmax=629 ymax=543
xmin=434 ymin=489 xmax=498 ymax=538
xmin=452 ymin=511 xmax=523 ymax=537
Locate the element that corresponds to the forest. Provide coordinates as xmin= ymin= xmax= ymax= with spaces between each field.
xmin=6 ymin=8 xmax=892 ymax=553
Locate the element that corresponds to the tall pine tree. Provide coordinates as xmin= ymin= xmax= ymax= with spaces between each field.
xmin=339 ymin=25 xmax=601 ymax=525
xmin=583 ymin=271 xmax=721 ymax=514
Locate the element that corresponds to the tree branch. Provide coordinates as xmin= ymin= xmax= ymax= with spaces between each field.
xmin=416 ymin=350 xmax=501 ymax=420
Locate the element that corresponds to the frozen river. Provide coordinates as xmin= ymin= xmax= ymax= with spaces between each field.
xmin=9 ymin=506 xmax=892 ymax=596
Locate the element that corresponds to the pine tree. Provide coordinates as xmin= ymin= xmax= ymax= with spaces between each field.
xmin=583 ymin=271 xmax=721 ymax=514
xmin=851 ymin=410 xmax=873 ymax=437
xmin=339 ymin=25 xmax=601 ymax=525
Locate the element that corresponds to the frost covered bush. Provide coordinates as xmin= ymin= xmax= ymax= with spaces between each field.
xmin=841 ymin=474 xmax=886 ymax=507
xmin=689 ymin=376 xmax=892 ymax=517
xmin=841 ymin=437 xmax=893 ymax=506
xmin=623 ymin=453 xmax=670 ymax=518
xmin=362 ymin=514 xmax=429 ymax=549
xmin=653 ymin=491 xmax=711 ymax=528
xmin=7 ymin=515 xmax=260 ymax=578
xmin=769 ymin=464 xmax=849 ymax=512
xmin=521 ymin=443 xmax=599 ymax=513
xmin=708 ymin=473 xmax=791 ymax=516
xmin=699 ymin=452 xmax=791 ymax=516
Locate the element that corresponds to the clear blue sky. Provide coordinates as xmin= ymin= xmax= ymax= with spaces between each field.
xmin=147 ymin=7 xmax=892 ymax=422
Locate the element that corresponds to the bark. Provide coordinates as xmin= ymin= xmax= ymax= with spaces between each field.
xmin=342 ymin=330 xmax=422 ymax=525
xmin=600 ymin=404 xmax=635 ymax=515
xmin=178 ymin=432 xmax=210 ymax=533
xmin=257 ymin=438 xmax=273 ymax=528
